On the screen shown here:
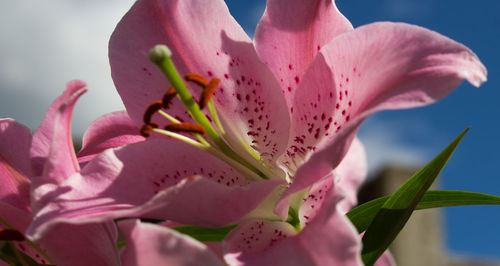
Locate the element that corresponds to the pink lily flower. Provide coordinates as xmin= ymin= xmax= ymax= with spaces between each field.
xmin=0 ymin=81 xmax=122 ymax=265
xmin=1 ymin=81 xmax=223 ymax=266
xmin=25 ymin=0 xmax=485 ymax=264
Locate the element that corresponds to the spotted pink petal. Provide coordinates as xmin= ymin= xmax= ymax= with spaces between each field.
xmin=77 ymin=111 xmax=144 ymax=165
xmin=28 ymin=139 xmax=284 ymax=240
xmin=254 ymin=0 xmax=352 ymax=107
xmin=119 ymin=220 xmax=222 ymax=266
xmin=335 ymin=137 xmax=367 ymax=212
xmin=276 ymin=22 xmax=486 ymax=214
xmin=39 ymin=222 xmax=121 ymax=266
xmin=298 ymin=172 xmax=335 ymax=227
xmin=290 ymin=184 xmax=362 ymax=266
xmin=224 ymin=174 xmax=362 ymax=265
xmin=223 ymin=220 xmax=300 ymax=265
xmin=0 ymin=119 xmax=32 ymax=212
xmin=110 ymin=0 xmax=290 ymax=164
xmin=30 ymin=80 xmax=87 ymax=179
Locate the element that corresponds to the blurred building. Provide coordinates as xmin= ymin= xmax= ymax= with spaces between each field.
xmin=358 ymin=166 xmax=500 ymax=266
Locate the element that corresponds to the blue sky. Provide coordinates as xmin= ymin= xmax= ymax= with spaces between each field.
xmin=1 ymin=0 xmax=498 ymax=260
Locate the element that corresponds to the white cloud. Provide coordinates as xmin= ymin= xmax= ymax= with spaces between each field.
xmin=381 ymin=0 xmax=434 ymax=20
xmin=357 ymin=115 xmax=436 ymax=174
xmin=0 ymin=0 xmax=135 ymax=135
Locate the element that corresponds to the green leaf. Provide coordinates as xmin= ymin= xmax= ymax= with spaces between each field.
xmin=360 ymin=128 xmax=468 ymax=266
xmin=170 ymin=224 xmax=237 ymax=242
xmin=348 ymin=190 xmax=500 ymax=233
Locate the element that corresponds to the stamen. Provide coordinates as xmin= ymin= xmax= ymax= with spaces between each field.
xmin=185 ymin=73 xmax=209 ymax=87
xmin=162 ymin=87 xmax=177 ymax=109
xmin=165 ymin=123 xmax=205 ymax=134
xmin=143 ymin=100 xmax=164 ymax=124
xmin=200 ymin=78 xmax=219 ymax=109
xmin=0 ymin=228 xmax=25 ymax=241
xmin=140 ymin=123 xmax=158 ymax=137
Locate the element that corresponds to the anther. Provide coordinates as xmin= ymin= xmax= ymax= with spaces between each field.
xmin=162 ymin=87 xmax=177 ymax=109
xmin=185 ymin=73 xmax=209 ymax=87
xmin=165 ymin=123 xmax=205 ymax=134
xmin=143 ymin=101 xmax=164 ymax=125
xmin=0 ymin=228 xmax=25 ymax=241
xmin=200 ymin=78 xmax=220 ymax=109
xmin=140 ymin=123 xmax=158 ymax=137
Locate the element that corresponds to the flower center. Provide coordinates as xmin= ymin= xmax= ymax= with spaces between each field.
xmin=141 ymin=45 xmax=274 ymax=181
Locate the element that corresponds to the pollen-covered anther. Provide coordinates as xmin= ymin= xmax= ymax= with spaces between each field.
xmin=0 ymin=228 xmax=25 ymax=241
xmin=143 ymin=100 xmax=164 ymax=125
xmin=199 ymin=78 xmax=220 ymax=109
xmin=140 ymin=123 xmax=159 ymax=137
xmin=162 ymin=87 xmax=177 ymax=109
xmin=184 ymin=73 xmax=209 ymax=87
xmin=165 ymin=122 xmax=205 ymax=134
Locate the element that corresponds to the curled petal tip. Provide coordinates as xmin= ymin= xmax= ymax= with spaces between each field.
xmin=66 ymin=79 xmax=87 ymax=90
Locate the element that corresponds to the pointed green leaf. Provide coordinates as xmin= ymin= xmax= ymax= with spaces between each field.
xmin=348 ymin=190 xmax=500 ymax=233
xmin=361 ymin=128 xmax=468 ymax=265
xmin=170 ymin=224 xmax=237 ymax=242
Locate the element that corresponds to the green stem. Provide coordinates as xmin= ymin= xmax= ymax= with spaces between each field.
xmin=207 ymin=100 xmax=225 ymax=135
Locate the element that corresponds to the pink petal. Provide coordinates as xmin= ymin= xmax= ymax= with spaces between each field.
xmin=277 ymin=22 xmax=486 ymax=212
xmin=30 ymin=80 xmax=87 ymax=178
xmin=203 ymin=242 xmax=225 ymax=262
xmin=110 ymin=0 xmax=290 ymax=164
xmin=291 ymin=182 xmax=362 ymax=266
xmin=39 ymin=222 xmax=121 ymax=266
xmin=119 ymin=220 xmax=222 ymax=266
xmin=375 ymin=251 xmax=396 ymax=266
xmin=0 ymin=119 xmax=32 ymax=212
xmin=28 ymin=139 xmax=284 ymax=239
xmin=0 ymin=203 xmax=31 ymax=232
xmin=335 ymin=137 xmax=367 ymax=212
xmin=0 ymin=119 xmax=52 ymax=264
xmin=298 ymin=173 xmax=335 ymax=227
xmin=77 ymin=111 xmax=144 ymax=165
xmin=0 ymin=207 xmax=48 ymax=264
xmin=254 ymin=0 xmax=353 ymax=107
xmin=223 ymin=220 xmax=300 ymax=266
xmin=224 ymin=175 xmax=362 ymax=265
